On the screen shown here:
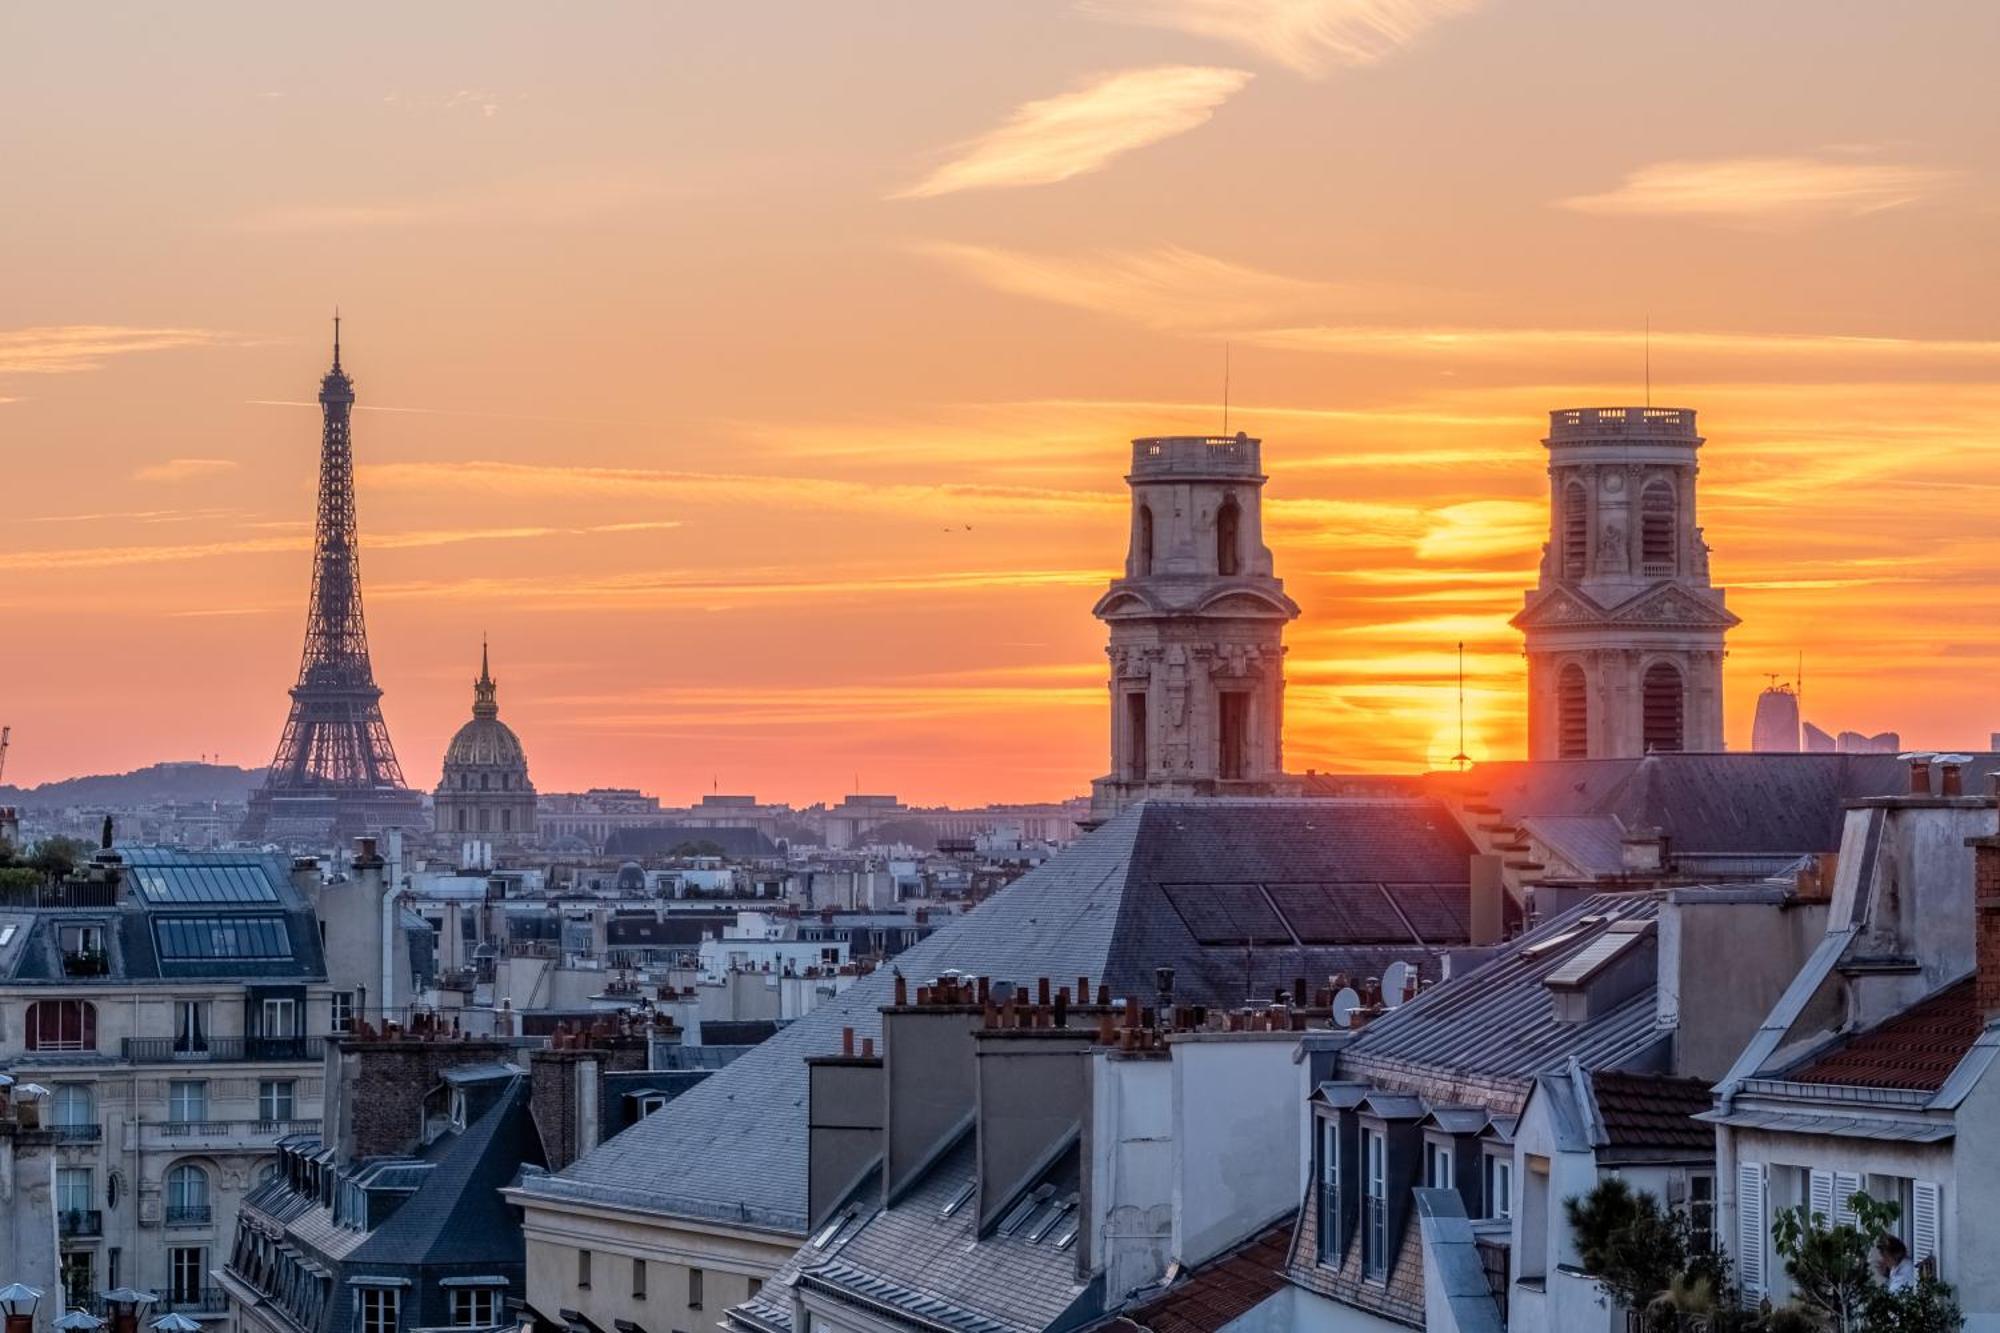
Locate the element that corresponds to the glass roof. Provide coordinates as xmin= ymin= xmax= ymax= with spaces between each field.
xmin=154 ymin=916 xmax=293 ymax=960
xmin=131 ymin=864 xmax=280 ymax=905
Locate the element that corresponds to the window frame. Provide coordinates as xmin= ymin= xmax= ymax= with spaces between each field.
xmin=1360 ymin=1127 xmax=1388 ymax=1280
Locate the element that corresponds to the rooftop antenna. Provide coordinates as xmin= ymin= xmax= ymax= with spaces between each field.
xmin=1644 ymin=314 xmax=1651 ymax=409
xmin=1450 ymin=642 xmax=1470 ymax=771
xmin=0 ymin=725 xmax=10 ymax=786
xmin=1221 ymin=341 xmax=1231 ymax=436
xmin=332 ymin=306 xmax=342 ymax=371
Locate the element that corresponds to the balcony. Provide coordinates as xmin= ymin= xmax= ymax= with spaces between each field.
xmin=52 ymin=1122 xmax=104 ymax=1142
xmin=61 ymin=949 xmax=110 ymax=978
xmin=59 ymin=1208 xmax=103 ymax=1237
xmin=142 ymin=1119 xmax=321 ymax=1151
xmin=0 ymin=880 xmax=118 ymax=909
xmin=165 ymin=1203 xmax=213 ymax=1227
xmin=122 ymin=1036 xmax=326 ymax=1064
xmin=158 ymin=1289 xmax=230 ymax=1316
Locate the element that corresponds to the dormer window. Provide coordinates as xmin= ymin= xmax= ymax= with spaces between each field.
xmin=1361 ymin=1128 xmax=1389 ymax=1278
xmin=60 ymin=924 xmax=108 ymax=976
xmin=1316 ymin=1114 xmax=1341 ymax=1262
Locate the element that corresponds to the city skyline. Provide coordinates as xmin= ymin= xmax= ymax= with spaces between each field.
xmin=5 ymin=2 xmax=1999 ymax=803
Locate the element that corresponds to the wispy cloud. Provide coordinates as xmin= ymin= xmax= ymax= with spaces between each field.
xmin=917 ymin=242 xmax=1346 ymax=331
xmin=1247 ymin=323 xmax=2000 ymax=370
xmin=895 ymin=65 xmax=1252 ymax=199
xmin=133 ymin=458 xmax=239 ymax=483
xmin=0 ymin=326 xmax=229 ymax=375
xmin=1559 ymin=154 xmax=1956 ymax=224
xmin=1080 ymin=0 xmax=1482 ymax=75
xmin=0 ymin=520 xmax=683 ymax=573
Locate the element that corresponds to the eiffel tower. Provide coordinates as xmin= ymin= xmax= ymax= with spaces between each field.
xmin=242 ymin=319 xmax=425 ymax=843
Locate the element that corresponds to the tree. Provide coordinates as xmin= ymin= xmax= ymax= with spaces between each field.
xmin=28 ymin=835 xmax=91 ymax=881
xmin=1771 ymin=1190 xmax=1897 ymax=1332
xmin=1567 ymin=1178 xmax=1690 ymax=1311
xmin=1865 ymin=1276 xmax=1963 ymax=1333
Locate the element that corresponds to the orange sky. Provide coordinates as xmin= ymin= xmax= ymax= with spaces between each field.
xmin=4 ymin=2 xmax=1998 ymax=804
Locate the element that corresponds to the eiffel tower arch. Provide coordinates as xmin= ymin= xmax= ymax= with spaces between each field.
xmin=241 ymin=320 xmax=426 ymax=844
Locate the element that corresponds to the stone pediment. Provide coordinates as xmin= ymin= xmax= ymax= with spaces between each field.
xmin=1193 ymin=585 xmax=1301 ymax=620
xmin=1092 ymin=586 xmax=1159 ymax=618
xmin=1607 ymin=585 xmax=1741 ymax=629
xmin=1510 ymin=586 xmax=1607 ymax=630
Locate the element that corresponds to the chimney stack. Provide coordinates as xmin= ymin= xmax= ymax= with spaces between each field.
xmin=1941 ymin=761 xmax=1965 ymax=797
xmin=1969 ymin=795 xmax=2000 ymax=1021
xmin=1910 ymin=758 xmax=1932 ymax=795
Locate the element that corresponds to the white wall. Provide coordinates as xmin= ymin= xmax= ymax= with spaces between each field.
xmin=1171 ymin=1034 xmax=1302 ymax=1268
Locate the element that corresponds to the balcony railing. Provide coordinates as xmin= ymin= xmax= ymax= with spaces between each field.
xmin=152 ymin=1118 xmax=321 ymax=1143
xmin=0 ymin=880 xmax=119 ymax=909
xmin=51 ymin=1122 xmax=103 ymax=1142
xmin=61 ymin=950 xmax=110 ymax=977
xmin=165 ymin=1203 xmax=213 ymax=1227
xmin=59 ymin=1208 xmax=103 ymax=1237
xmin=123 ymin=1036 xmax=326 ymax=1064
xmin=159 ymin=1288 xmax=230 ymax=1315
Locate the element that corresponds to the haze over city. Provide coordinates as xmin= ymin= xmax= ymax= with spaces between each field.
xmin=5 ymin=0 xmax=1998 ymax=803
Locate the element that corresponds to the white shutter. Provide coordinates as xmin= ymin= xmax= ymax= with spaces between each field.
xmin=1809 ymin=1169 xmax=1835 ymax=1225
xmin=1738 ymin=1163 xmax=1768 ymax=1304
xmin=1833 ymin=1172 xmax=1862 ymax=1227
xmin=1912 ymin=1180 xmax=1942 ymax=1272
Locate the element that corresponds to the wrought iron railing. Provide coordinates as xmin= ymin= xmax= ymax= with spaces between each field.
xmin=59 ymin=1208 xmax=102 ymax=1237
xmin=165 ymin=1203 xmax=213 ymax=1227
xmin=123 ymin=1036 xmax=326 ymax=1063
xmin=51 ymin=1123 xmax=103 ymax=1141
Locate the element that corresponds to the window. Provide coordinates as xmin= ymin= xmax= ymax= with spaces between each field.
xmin=57 ymin=1167 xmax=92 ymax=1213
xmin=577 ymin=1250 xmax=591 ymax=1289
xmin=169 ymin=1080 xmax=209 ymax=1126
xmin=1642 ymin=662 xmax=1686 ymax=754
xmin=173 ymin=999 xmax=211 ymax=1055
xmin=27 ymin=1000 xmax=97 ymax=1051
xmin=1125 ymin=692 xmax=1148 ymax=779
xmin=1218 ymin=692 xmax=1249 ymax=781
xmin=749 ymin=1279 xmax=762 ymax=1300
xmin=53 ymin=1084 xmax=95 ymax=1129
xmin=330 ymin=991 xmax=355 ymax=1033
xmin=1316 ymin=1115 xmax=1341 ymax=1260
xmin=1640 ymin=480 xmax=1676 ymax=574
xmin=688 ymin=1267 xmax=704 ymax=1311
xmin=1561 ymin=480 xmax=1589 ymax=578
xmin=59 ymin=924 xmax=107 ymax=975
xmin=259 ymin=1080 xmax=296 ymax=1123
xmin=1688 ymin=1173 xmax=1715 ymax=1253
xmin=360 ymin=1286 xmax=399 ymax=1333
xmin=1216 ymin=495 xmax=1241 ymax=576
xmin=166 ymin=1163 xmax=211 ymax=1224
xmin=1485 ymin=1153 xmax=1513 ymax=1220
xmin=260 ymin=996 xmax=298 ymax=1037
xmin=637 ymin=1094 xmax=668 ymax=1118
xmin=451 ymin=1288 xmax=497 ymax=1328
xmin=155 ymin=917 xmax=290 ymax=961
xmin=60 ymin=1250 xmax=94 ymax=1309
xmin=632 ymin=1259 xmax=647 ymax=1300
xmin=1426 ymin=1140 xmax=1454 ymax=1191
xmin=1135 ymin=504 xmax=1155 ymax=577
xmin=1556 ymin=663 xmax=1589 ymax=760
xmin=1361 ymin=1128 xmax=1388 ymax=1279
xmin=170 ymin=1246 xmax=205 ymax=1304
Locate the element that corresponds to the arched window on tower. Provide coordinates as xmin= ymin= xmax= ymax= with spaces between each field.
xmin=1643 ymin=662 xmax=1686 ymax=753
xmin=1216 ymin=495 xmax=1241 ymax=576
xmin=1557 ymin=663 xmax=1589 ymax=760
xmin=1562 ymin=480 xmax=1588 ymax=579
xmin=1641 ymin=481 xmax=1677 ymax=576
xmin=1135 ymin=504 xmax=1156 ymax=577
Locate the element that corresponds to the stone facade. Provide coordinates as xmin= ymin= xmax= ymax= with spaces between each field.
xmin=432 ymin=644 xmax=538 ymax=848
xmin=1090 ymin=434 xmax=1300 ymax=821
xmin=1513 ymin=407 xmax=1738 ymax=759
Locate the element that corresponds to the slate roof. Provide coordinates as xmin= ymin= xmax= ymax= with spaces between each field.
xmin=1788 ymin=977 xmax=1983 ymax=1092
xmin=1586 ymin=1071 xmax=1715 ymax=1151
xmin=605 ymin=825 xmax=778 ymax=858
xmin=1452 ymin=754 xmax=2000 ymax=857
xmin=516 ymin=799 xmax=1476 ymax=1234
xmin=1106 ymin=1215 xmax=1294 ymax=1333
xmin=1337 ymin=893 xmax=1668 ymax=1113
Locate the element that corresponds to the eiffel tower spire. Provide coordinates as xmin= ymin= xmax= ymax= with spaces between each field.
xmin=242 ymin=321 xmax=423 ymax=842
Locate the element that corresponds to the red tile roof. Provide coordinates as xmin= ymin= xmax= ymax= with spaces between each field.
xmin=1792 ymin=978 xmax=1983 ymax=1092
xmin=1590 ymin=1071 xmax=1715 ymax=1150
xmin=1116 ymin=1216 xmax=1294 ymax=1333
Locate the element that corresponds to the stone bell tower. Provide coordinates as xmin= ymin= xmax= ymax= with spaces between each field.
xmin=1090 ymin=433 xmax=1301 ymax=821
xmin=1513 ymin=407 xmax=1738 ymax=760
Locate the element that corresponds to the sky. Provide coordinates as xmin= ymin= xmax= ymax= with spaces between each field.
xmin=3 ymin=1 xmax=1998 ymax=805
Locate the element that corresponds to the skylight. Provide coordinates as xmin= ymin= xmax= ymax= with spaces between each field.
xmin=155 ymin=916 xmax=292 ymax=960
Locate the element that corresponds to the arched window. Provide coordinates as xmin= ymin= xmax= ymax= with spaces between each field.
xmin=52 ymin=1084 xmax=95 ymax=1130
xmin=1216 ymin=495 xmax=1241 ymax=576
xmin=1643 ymin=662 xmax=1686 ymax=753
xmin=27 ymin=1000 xmax=96 ymax=1052
xmin=1135 ymin=504 xmax=1155 ymax=577
xmin=1562 ymin=480 xmax=1589 ymax=579
xmin=1641 ymin=481 xmax=1676 ymax=575
xmin=1557 ymin=663 xmax=1589 ymax=760
xmin=166 ymin=1163 xmax=211 ymax=1224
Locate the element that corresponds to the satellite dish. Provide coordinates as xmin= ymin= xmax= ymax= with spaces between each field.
xmin=1330 ymin=988 xmax=1361 ymax=1028
xmin=1382 ymin=961 xmax=1413 ymax=1009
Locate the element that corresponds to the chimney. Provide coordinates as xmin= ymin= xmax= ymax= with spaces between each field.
xmin=1910 ymin=758 xmax=1932 ymax=795
xmin=807 ymin=1030 xmax=883 ymax=1231
xmin=1941 ymin=761 xmax=1964 ymax=797
xmin=1468 ymin=854 xmax=1504 ymax=946
xmin=1969 ymin=790 xmax=2000 ymax=1021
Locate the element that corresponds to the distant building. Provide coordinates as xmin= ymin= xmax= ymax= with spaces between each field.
xmin=1089 ymin=434 xmax=1300 ymax=821
xmin=1751 ymin=681 xmax=1801 ymax=751
xmin=1802 ymin=721 xmax=1901 ymax=754
xmin=433 ymin=644 xmax=538 ymax=850
xmin=1514 ymin=407 xmax=1738 ymax=759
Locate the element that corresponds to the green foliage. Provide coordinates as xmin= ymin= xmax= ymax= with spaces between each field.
xmin=0 ymin=866 xmax=42 ymax=891
xmin=1567 ymin=1177 xmax=1690 ymax=1310
xmin=1863 ymin=1277 xmax=1963 ymax=1333
xmin=29 ymin=835 xmax=91 ymax=880
xmin=1770 ymin=1189 xmax=1961 ymax=1333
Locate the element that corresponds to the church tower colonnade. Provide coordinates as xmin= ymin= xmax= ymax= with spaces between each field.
xmin=1089 ymin=433 xmax=1301 ymax=822
xmin=1513 ymin=407 xmax=1739 ymax=760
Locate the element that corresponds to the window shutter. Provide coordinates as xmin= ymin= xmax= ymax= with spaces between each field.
xmin=1912 ymin=1181 xmax=1942 ymax=1272
xmin=1738 ymin=1163 xmax=1768 ymax=1304
xmin=1809 ymin=1169 xmax=1834 ymax=1225
xmin=1833 ymin=1172 xmax=1862 ymax=1228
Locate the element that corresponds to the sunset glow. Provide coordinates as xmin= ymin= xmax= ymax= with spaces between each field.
xmin=4 ymin=2 xmax=1997 ymax=803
